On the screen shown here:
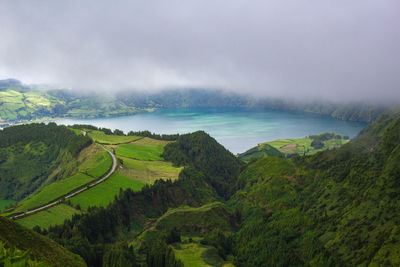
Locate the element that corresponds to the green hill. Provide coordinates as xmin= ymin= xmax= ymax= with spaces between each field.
xmin=238 ymin=143 xmax=284 ymax=162
xmin=0 ymin=123 xmax=92 ymax=203
xmin=232 ymin=112 xmax=400 ymax=266
xmin=0 ymin=216 xmax=86 ymax=266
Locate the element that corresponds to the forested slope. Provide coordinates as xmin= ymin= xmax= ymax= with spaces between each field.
xmin=1 ymin=112 xmax=400 ymax=266
xmin=40 ymin=131 xmax=241 ymax=266
xmin=231 ymin=111 xmax=400 ymax=266
xmin=0 ymin=123 xmax=92 ymax=201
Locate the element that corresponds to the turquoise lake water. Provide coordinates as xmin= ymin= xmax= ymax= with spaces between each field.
xmin=57 ymin=107 xmax=367 ymax=154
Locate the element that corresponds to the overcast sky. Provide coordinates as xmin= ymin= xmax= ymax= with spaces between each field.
xmin=0 ymin=0 xmax=399 ymax=102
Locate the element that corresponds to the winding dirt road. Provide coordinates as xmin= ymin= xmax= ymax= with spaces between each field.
xmin=12 ymin=145 xmax=117 ymax=220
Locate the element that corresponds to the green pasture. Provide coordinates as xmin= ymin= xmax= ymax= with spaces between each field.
xmin=131 ymin=137 xmax=173 ymax=147
xmin=172 ymin=242 xmax=227 ymax=267
xmin=263 ymin=137 xmax=348 ymax=156
xmin=0 ymin=200 xmax=16 ymax=211
xmin=70 ymin=173 xmax=146 ymax=209
xmin=0 ymin=89 xmax=63 ymax=121
xmin=17 ymin=204 xmax=81 ymax=229
xmin=87 ymin=130 xmax=141 ymax=144
xmin=70 ymin=128 xmax=83 ymax=135
xmin=118 ymin=156 xmax=182 ymax=183
xmin=15 ymin=173 xmax=94 ymax=212
xmin=116 ymin=144 xmax=163 ymax=160
xmin=79 ymin=150 xmax=112 ymax=178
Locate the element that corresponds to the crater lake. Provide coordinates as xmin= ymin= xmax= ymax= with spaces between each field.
xmin=56 ymin=107 xmax=367 ymax=154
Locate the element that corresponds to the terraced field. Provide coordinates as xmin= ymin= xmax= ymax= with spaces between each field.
xmin=17 ymin=204 xmax=81 ymax=229
xmin=69 ymin=173 xmax=146 ymax=209
xmin=87 ymin=130 xmax=141 ymax=144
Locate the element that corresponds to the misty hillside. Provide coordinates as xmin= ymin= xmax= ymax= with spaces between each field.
xmin=0 ymin=79 xmax=388 ymax=125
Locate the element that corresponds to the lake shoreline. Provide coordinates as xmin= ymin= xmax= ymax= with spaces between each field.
xmin=55 ymin=107 xmax=367 ymax=154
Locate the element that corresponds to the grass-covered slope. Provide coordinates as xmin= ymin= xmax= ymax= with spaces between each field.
xmin=42 ymin=131 xmax=241 ymax=265
xmin=8 ymin=143 xmax=112 ymax=214
xmin=15 ymin=173 xmax=94 ymax=213
xmin=238 ymin=143 xmax=284 ymax=162
xmin=116 ymin=144 xmax=164 ymax=160
xmin=0 ymin=216 xmax=86 ymax=266
xmin=87 ymin=130 xmax=141 ymax=144
xmin=0 ymin=123 xmax=92 ymax=201
xmin=17 ymin=204 xmax=81 ymax=229
xmin=117 ymin=157 xmax=182 ymax=183
xmin=69 ymin=173 xmax=146 ymax=209
xmin=239 ymin=132 xmax=348 ymax=162
xmin=0 ymin=79 xmax=144 ymax=123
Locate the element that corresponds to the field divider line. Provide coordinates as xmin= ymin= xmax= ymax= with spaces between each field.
xmin=11 ymin=144 xmax=117 ymax=220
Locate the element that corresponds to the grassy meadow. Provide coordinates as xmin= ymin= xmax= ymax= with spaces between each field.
xmin=118 ymin=157 xmax=182 ymax=183
xmin=172 ymin=242 xmax=226 ymax=267
xmin=78 ymin=150 xmax=112 ymax=178
xmin=17 ymin=204 xmax=81 ymax=229
xmin=116 ymin=144 xmax=164 ymax=160
xmin=0 ymin=200 xmax=16 ymax=211
xmin=266 ymin=137 xmax=347 ymax=155
xmin=240 ymin=133 xmax=349 ymax=162
xmin=0 ymin=89 xmax=63 ymax=121
xmin=87 ymin=130 xmax=141 ymax=144
xmin=69 ymin=173 xmax=146 ymax=209
xmin=130 ymin=137 xmax=173 ymax=147
xmin=70 ymin=128 xmax=83 ymax=135
xmin=15 ymin=173 xmax=94 ymax=212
